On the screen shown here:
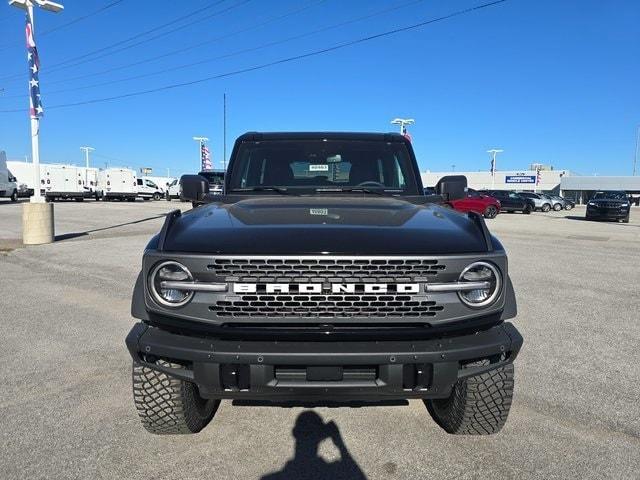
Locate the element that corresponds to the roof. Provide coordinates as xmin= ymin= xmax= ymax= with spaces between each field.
xmin=561 ymin=176 xmax=640 ymax=191
xmin=236 ymin=131 xmax=410 ymax=143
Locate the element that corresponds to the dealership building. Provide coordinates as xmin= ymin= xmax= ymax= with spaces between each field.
xmin=422 ymin=168 xmax=640 ymax=204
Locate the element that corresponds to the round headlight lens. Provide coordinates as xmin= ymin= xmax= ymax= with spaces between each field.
xmin=458 ymin=262 xmax=501 ymax=308
xmin=149 ymin=261 xmax=193 ymax=307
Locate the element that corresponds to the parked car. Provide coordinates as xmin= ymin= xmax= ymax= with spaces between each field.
xmin=197 ymin=170 xmax=225 ymax=195
xmin=553 ymin=195 xmax=574 ymax=210
xmin=449 ymin=188 xmax=501 ymax=219
xmin=586 ymin=191 xmax=630 ymax=223
xmin=537 ymin=193 xmax=563 ymax=211
xmin=479 ymin=190 xmax=534 ymax=214
xmin=518 ymin=192 xmax=553 ymax=212
xmin=165 ymin=178 xmax=181 ymax=201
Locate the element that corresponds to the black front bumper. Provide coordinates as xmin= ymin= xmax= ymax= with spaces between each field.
xmin=126 ymin=322 xmax=523 ymax=401
xmin=586 ymin=207 xmax=629 ymax=220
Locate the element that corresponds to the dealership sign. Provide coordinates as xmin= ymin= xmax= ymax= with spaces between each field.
xmin=505 ymin=175 xmax=536 ymax=184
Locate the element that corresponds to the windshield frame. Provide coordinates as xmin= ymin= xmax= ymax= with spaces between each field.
xmin=592 ymin=191 xmax=628 ymax=200
xmin=226 ymin=138 xmax=423 ymax=196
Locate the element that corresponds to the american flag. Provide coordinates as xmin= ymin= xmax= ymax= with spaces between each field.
xmin=490 ymin=157 xmax=496 ymax=176
xmin=402 ymin=125 xmax=412 ymax=142
xmin=25 ymin=13 xmax=44 ymax=118
xmin=201 ymin=144 xmax=212 ymax=171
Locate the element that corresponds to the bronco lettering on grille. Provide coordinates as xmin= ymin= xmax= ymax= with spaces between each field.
xmin=233 ymin=283 xmax=420 ymax=294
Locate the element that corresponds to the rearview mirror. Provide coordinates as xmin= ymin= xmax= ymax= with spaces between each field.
xmin=180 ymin=174 xmax=209 ymax=204
xmin=435 ymin=175 xmax=467 ymax=201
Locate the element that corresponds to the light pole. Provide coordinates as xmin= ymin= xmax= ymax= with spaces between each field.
xmin=193 ymin=136 xmax=208 ymax=171
xmin=487 ymin=148 xmax=503 ymax=189
xmin=634 ymin=125 xmax=639 ymax=176
xmin=10 ymin=0 xmax=64 ymax=245
xmin=391 ymin=118 xmax=415 ymax=134
xmin=80 ymin=146 xmax=94 ymax=192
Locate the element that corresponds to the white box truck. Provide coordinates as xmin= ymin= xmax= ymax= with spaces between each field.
xmin=0 ymin=151 xmax=18 ymax=202
xmin=98 ymin=168 xmax=137 ymax=201
xmin=78 ymin=166 xmax=99 ymax=199
xmin=42 ymin=164 xmax=85 ymax=201
xmin=6 ymin=160 xmax=40 ymax=198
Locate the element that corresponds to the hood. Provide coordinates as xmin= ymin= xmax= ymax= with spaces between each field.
xmin=162 ymin=196 xmax=490 ymax=255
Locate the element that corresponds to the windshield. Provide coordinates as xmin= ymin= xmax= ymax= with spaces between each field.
xmin=228 ymin=139 xmax=420 ymax=194
xmin=593 ymin=191 xmax=627 ymax=200
xmin=199 ymin=171 xmax=225 ymax=185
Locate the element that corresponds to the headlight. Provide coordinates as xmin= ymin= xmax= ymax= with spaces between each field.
xmin=149 ymin=261 xmax=194 ymax=307
xmin=621 ymin=202 xmax=629 ymax=207
xmin=458 ymin=262 xmax=501 ymax=308
xmin=588 ymin=202 xmax=596 ymax=206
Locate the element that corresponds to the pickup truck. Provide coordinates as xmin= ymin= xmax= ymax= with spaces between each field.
xmin=126 ymin=132 xmax=523 ymax=436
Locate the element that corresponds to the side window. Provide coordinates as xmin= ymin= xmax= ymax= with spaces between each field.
xmin=137 ymin=179 xmax=142 ymax=185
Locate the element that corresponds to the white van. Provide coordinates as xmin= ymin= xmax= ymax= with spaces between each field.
xmin=0 ymin=151 xmax=18 ymax=202
xmin=165 ymin=178 xmax=181 ymax=201
xmin=98 ymin=168 xmax=137 ymax=201
xmin=6 ymin=160 xmax=39 ymax=197
xmin=136 ymin=177 xmax=164 ymax=201
xmin=41 ymin=164 xmax=85 ymax=201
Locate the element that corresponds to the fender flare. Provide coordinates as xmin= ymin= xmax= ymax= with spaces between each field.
xmin=131 ymin=271 xmax=149 ymax=321
xmin=500 ymin=275 xmax=517 ymax=320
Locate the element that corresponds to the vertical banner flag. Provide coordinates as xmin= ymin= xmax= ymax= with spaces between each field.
xmin=536 ymin=167 xmax=541 ymax=186
xmin=490 ymin=156 xmax=496 ymax=176
xmin=201 ymin=144 xmax=212 ymax=171
xmin=402 ymin=125 xmax=412 ymax=142
xmin=25 ymin=13 xmax=44 ymax=118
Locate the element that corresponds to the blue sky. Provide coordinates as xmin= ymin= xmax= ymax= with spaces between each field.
xmin=0 ymin=0 xmax=638 ymax=177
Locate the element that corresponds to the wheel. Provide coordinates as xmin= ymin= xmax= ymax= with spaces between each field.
xmin=553 ymin=203 xmax=562 ymax=211
xmin=153 ymin=192 xmax=162 ymax=201
xmin=542 ymin=203 xmax=551 ymax=212
xmin=523 ymin=205 xmax=532 ymax=214
xmin=483 ymin=205 xmax=498 ymax=219
xmin=166 ymin=192 xmax=171 ymax=201
xmin=621 ymin=215 xmax=630 ymax=224
xmin=10 ymin=190 xmax=18 ymax=202
xmin=565 ymin=204 xmax=573 ymax=210
xmin=425 ymin=363 xmax=514 ymax=435
xmin=132 ymin=360 xmax=219 ymax=435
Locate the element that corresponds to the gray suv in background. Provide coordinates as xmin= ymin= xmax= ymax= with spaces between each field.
xmin=519 ymin=192 xmax=553 ymax=212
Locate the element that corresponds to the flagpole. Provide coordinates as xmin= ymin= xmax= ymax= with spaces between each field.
xmin=26 ymin=3 xmax=43 ymax=203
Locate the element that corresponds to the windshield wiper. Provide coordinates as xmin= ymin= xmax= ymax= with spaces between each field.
xmin=230 ymin=186 xmax=290 ymax=194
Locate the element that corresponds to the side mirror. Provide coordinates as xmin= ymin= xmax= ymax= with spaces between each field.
xmin=180 ymin=174 xmax=209 ymax=203
xmin=435 ymin=175 xmax=467 ymax=201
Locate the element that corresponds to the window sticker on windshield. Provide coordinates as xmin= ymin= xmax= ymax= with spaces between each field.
xmin=310 ymin=208 xmax=328 ymax=216
xmin=309 ymin=164 xmax=329 ymax=172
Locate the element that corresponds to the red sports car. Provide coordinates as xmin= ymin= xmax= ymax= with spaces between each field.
xmin=449 ymin=189 xmax=501 ymax=219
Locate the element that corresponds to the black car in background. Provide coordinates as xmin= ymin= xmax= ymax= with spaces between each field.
xmin=479 ymin=190 xmax=534 ymax=214
xmin=586 ymin=191 xmax=630 ymax=223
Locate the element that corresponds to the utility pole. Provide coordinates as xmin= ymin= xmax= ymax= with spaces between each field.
xmin=223 ymin=93 xmax=227 ymax=170
xmin=391 ymin=118 xmax=415 ymax=134
xmin=80 ymin=146 xmax=94 ymax=169
xmin=487 ymin=148 xmax=503 ymax=189
xmin=193 ymin=136 xmax=209 ymax=171
xmin=10 ymin=0 xmax=64 ymax=245
xmin=634 ymin=125 xmax=639 ymax=176
xmin=80 ymin=146 xmax=94 ymax=192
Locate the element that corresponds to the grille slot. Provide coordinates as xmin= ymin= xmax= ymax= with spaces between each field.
xmin=208 ymin=257 xmax=445 ymax=283
xmin=209 ymin=294 xmax=444 ymax=318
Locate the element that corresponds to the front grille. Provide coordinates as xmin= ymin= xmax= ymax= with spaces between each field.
xmin=594 ymin=202 xmax=622 ymax=209
xmin=209 ymin=293 xmax=444 ymax=318
xmin=208 ymin=257 xmax=446 ymax=283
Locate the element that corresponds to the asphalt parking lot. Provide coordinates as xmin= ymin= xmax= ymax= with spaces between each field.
xmin=1 ymin=199 xmax=639 ymax=480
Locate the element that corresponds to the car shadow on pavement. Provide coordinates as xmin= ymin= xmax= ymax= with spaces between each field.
xmin=55 ymin=214 xmax=167 ymax=241
xmin=564 ymin=215 xmax=637 ymax=226
xmin=260 ymin=411 xmax=368 ymax=480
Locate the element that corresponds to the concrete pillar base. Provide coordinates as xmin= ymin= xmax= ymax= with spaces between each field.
xmin=22 ymin=201 xmax=55 ymax=245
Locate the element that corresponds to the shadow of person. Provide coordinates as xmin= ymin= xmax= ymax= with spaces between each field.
xmin=261 ymin=411 xmax=367 ymax=480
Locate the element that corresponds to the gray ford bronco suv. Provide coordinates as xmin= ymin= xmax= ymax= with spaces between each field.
xmin=126 ymin=132 xmax=523 ymax=435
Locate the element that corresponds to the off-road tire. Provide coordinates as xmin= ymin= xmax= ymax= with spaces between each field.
xmin=425 ymin=363 xmax=514 ymax=435
xmin=483 ymin=205 xmax=498 ymax=219
xmin=132 ymin=360 xmax=220 ymax=435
